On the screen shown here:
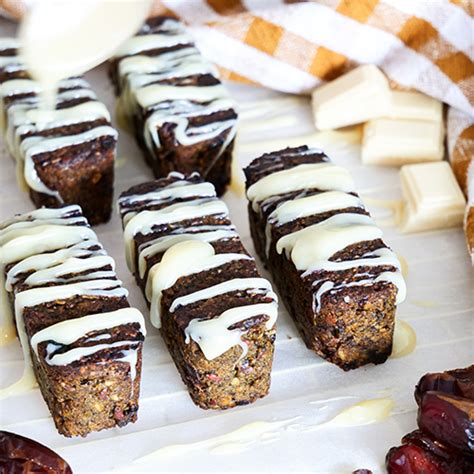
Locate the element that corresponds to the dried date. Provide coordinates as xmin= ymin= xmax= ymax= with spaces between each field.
xmin=417 ymin=391 xmax=474 ymax=456
xmin=415 ymin=365 xmax=474 ymax=404
xmin=0 ymin=431 xmax=72 ymax=474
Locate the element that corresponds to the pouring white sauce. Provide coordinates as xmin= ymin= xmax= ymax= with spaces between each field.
xmin=19 ymin=0 xmax=152 ymax=114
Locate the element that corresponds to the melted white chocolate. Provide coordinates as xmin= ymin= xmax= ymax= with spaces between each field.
xmin=138 ymin=229 xmax=238 ymax=279
xmin=325 ymin=398 xmax=394 ymax=427
xmin=276 ymin=213 xmax=383 ymax=269
xmin=124 ymin=199 xmax=228 ymax=271
xmin=115 ymin=33 xmax=192 ymax=57
xmin=265 ymin=191 xmax=363 ymax=256
xmin=147 ymin=241 xmax=252 ymax=327
xmin=185 ymin=301 xmax=277 ymax=360
xmin=170 ymin=277 xmax=272 ymax=313
xmin=20 ymin=125 xmax=117 ymax=198
xmin=5 ymin=240 xmax=105 ymax=290
xmin=133 ymin=418 xmax=297 ymax=463
xmin=247 ymin=163 xmax=355 ymax=211
xmin=0 ymin=41 xmax=117 ymax=201
xmin=31 ymin=307 xmax=145 ymax=394
xmin=391 ymin=319 xmax=417 ymax=358
xmin=30 ymin=308 xmax=145 ymax=357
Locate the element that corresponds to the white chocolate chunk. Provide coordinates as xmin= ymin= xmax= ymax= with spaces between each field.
xmin=361 ymin=118 xmax=445 ymax=166
xmin=388 ymin=91 xmax=442 ymax=122
xmin=400 ymin=161 xmax=466 ymax=233
xmin=311 ymin=65 xmax=391 ymax=130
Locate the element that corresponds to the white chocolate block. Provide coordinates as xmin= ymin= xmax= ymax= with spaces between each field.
xmin=361 ymin=118 xmax=445 ymax=166
xmin=400 ymin=161 xmax=466 ymax=233
xmin=388 ymin=91 xmax=443 ymax=122
xmin=311 ymin=64 xmax=391 ymax=130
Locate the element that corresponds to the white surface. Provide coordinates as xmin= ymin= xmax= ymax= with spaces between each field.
xmin=0 ymin=21 xmax=473 ymax=474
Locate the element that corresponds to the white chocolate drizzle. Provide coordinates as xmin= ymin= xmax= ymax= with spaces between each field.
xmin=31 ymin=307 xmax=145 ymax=357
xmin=265 ymin=191 xmax=363 ymax=256
xmin=30 ymin=307 xmax=145 ymax=393
xmin=248 ymin=151 xmax=406 ymax=307
xmin=20 ymin=125 xmax=117 ymax=198
xmin=114 ymin=19 xmax=237 ymax=175
xmin=185 ymin=302 xmax=278 ymax=361
xmin=0 ymin=207 xmax=143 ymax=399
xmin=276 ymin=213 xmax=383 ymax=268
xmin=124 ymin=199 xmax=228 ymax=271
xmin=0 ymin=45 xmax=116 ymax=201
xmin=119 ymin=180 xmax=217 ymax=225
xmin=247 ymin=163 xmax=355 ymax=211
xmin=170 ymin=277 xmax=273 ymax=313
xmin=147 ymin=241 xmax=252 ymax=328
xmin=138 ymin=228 xmax=238 ymax=279
xmin=119 ymin=177 xmax=277 ymax=360
xmin=5 ymin=240 xmax=105 ymax=290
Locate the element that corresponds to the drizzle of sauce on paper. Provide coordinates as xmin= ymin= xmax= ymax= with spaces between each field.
xmin=132 ymin=417 xmax=300 ymax=462
xmin=325 ymin=398 xmax=395 ymax=427
xmin=391 ymin=319 xmax=417 ymax=358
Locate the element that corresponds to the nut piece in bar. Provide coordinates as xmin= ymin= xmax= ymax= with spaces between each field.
xmin=0 ymin=431 xmax=73 ymax=474
xmin=400 ymin=161 xmax=466 ymax=233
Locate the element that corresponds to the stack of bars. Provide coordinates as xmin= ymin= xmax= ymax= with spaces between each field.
xmin=0 ymin=205 xmax=145 ymax=437
xmin=244 ymin=146 xmax=406 ymax=370
xmin=118 ymin=172 xmax=278 ymax=409
xmin=0 ymin=38 xmax=117 ymax=225
xmin=109 ymin=16 xmax=238 ymax=196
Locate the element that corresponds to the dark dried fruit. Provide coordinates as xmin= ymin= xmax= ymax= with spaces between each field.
xmin=417 ymin=391 xmax=474 ymax=456
xmin=415 ymin=365 xmax=474 ymax=405
xmin=386 ymin=365 xmax=474 ymax=473
xmin=206 ymin=373 xmax=221 ymax=383
xmin=386 ymin=443 xmax=445 ymax=474
xmin=386 ymin=430 xmax=474 ymax=474
xmin=0 ymin=430 xmax=72 ymax=473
